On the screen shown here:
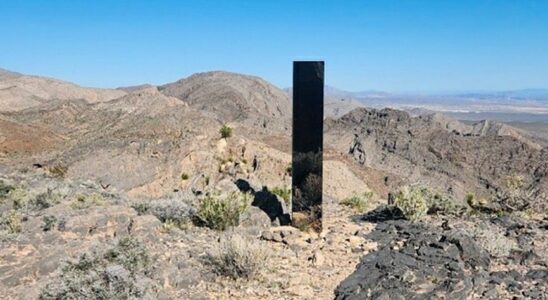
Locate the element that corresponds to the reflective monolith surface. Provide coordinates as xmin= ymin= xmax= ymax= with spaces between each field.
xmin=292 ymin=61 xmax=324 ymax=232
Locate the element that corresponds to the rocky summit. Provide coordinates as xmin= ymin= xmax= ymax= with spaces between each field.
xmin=0 ymin=68 xmax=546 ymax=299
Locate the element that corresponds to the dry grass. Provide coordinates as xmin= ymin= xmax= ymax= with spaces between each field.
xmin=207 ymin=234 xmax=269 ymax=279
xmin=341 ymin=191 xmax=373 ymax=212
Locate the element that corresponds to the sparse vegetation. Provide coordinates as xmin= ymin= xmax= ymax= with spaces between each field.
xmin=132 ymin=197 xmax=196 ymax=230
xmin=392 ymin=185 xmax=467 ymax=221
xmin=0 ymin=180 xmax=14 ymax=198
xmin=426 ymin=191 xmax=467 ymax=216
xmin=504 ymin=174 xmax=525 ymax=191
xmin=40 ymin=237 xmax=154 ymax=299
xmin=149 ymin=199 xmax=195 ymax=228
xmin=48 ymin=164 xmax=68 ymax=179
xmin=8 ymin=187 xmax=31 ymax=210
xmin=32 ymin=189 xmax=62 ymax=210
xmin=207 ymin=234 xmax=269 ymax=279
xmin=465 ymin=193 xmax=492 ymax=214
xmin=341 ymin=191 xmax=373 ymax=212
xmin=159 ymin=219 xmax=177 ymax=233
xmin=467 ymin=226 xmax=518 ymax=258
xmin=70 ymin=193 xmax=106 ymax=209
xmin=131 ymin=202 xmax=150 ymax=215
xmin=42 ymin=215 xmax=57 ymax=231
xmin=4 ymin=186 xmax=61 ymax=211
xmin=392 ymin=185 xmax=429 ymax=222
xmin=196 ymin=192 xmax=251 ymax=231
xmin=271 ymin=186 xmax=291 ymax=205
xmin=220 ymin=124 xmax=233 ymax=139
xmin=496 ymin=173 xmax=533 ymax=212
xmin=1 ymin=210 xmax=22 ymax=234
xmin=181 ymin=173 xmax=190 ymax=180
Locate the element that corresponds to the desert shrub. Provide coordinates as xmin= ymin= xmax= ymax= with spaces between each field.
xmin=131 ymin=202 xmax=150 ymax=215
xmin=7 ymin=187 xmax=31 ymax=210
xmin=42 ymin=215 xmax=57 ymax=231
xmin=207 ymin=234 xmax=269 ymax=279
xmin=393 ymin=186 xmax=429 ymax=222
xmin=271 ymin=186 xmax=291 ymax=205
xmin=196 ymin=192 xmax=251 ymax=231
xmin=341 ymin=191 xmax=373 ymax=212
xmin=0 ymin=180 xmax=14 ymax=198
xmin=4 ymin=187 xmax=61 ymax=212
xmin=104 ymin=237 xmax=150 ymax=273
xmin=0 ymin=210 xmax=22 ymax=234
xmin=40 ymin=236 xmax=154 ymax=300
xmin=70 ymin=193 xmax=106 ymax=209
xmin=392 ymin=185 xmax=467 ymax=221
xmin=503 ymin=174 xmax=525 ymax=191
xmin=48 ymin=164 xmax=68 ymax=179
xmin=220 ymin=124 xmax=233 ymax=139
xmin=465 ymin=193 xmax=494 ymax=214
xmin=149 ymin=199 xmax=195 ymax=228
xmin=293 ymin=173 xmax=322 ymax=212
xmin=496 ymin=174 xmax=533 ymax=211
xmin=426 ymin=191 xmax=467 ymax=216
xmin=466 ymin=226 xmax=517 ymax=258
xmin=32 ymin=189 xmax=62 ymax=210
xmin=159 ymin=220 xmax=177 ymax=233
xmin=181 ymin=173 xmax=190 ymax=180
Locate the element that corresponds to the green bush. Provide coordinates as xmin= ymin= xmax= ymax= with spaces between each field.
xmin=393 ymin=186 xmax=429 ymax=222
xmin=1 ymin=210 xmax=22 ymax=234
xmin=181 ymin=173 xmax=190 ymax=180
xmin=393 ymin=185 xmax=467 ymax=221
xmin=196 ymin=192 xmax=250 ymax=231
xmin=341 ymin=191 xmax=373 ymax=212
xmin=271 ymin=186 xmax=291 ymax=205
xmin=497 ymin=174 xmax=532 ymax=211
xmin=426 ymin=191 xmax=467 ymax=216
xmin=207 ymin=234 xmax=269 ymax=279
xmin=70 ymin=193 xmax=106 ymax=209
xmin=219 ymin=124 xmax=233 ymax=139
xmin=8 ymin=187 xmax=31 ymax=210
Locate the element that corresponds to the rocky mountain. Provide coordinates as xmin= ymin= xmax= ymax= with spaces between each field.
xmin=0 ymin=68 xmax=546 ymax=299
xmin=160 ymin=71 xmax=291 ymax=132
xmin=325 ymin=108 xmax=547 ymax=209
xmin=0 ymin=70 xmax=301 ymax=201
xmin=0 ymin=69 xmax=126 ymax=112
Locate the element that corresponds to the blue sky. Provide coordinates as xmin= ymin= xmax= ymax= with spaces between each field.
xmin=0 ymin=0 xmax=547 ymax=92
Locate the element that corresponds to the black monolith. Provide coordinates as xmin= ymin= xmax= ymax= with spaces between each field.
xmin=292 ymin=61 xmax=324 ymax=232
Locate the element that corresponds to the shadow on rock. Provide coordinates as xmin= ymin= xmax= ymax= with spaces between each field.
xmin=354 ymin=205 xmax=405 ymax=223
xmin=234 ymin=179 xmax=291 ymax=226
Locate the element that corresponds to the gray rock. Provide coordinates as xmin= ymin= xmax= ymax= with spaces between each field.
xmin=335 ymin=220 xmax=491 ymax=300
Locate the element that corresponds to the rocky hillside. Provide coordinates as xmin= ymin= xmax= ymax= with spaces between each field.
xmin=325 ymin=108 xmax=547 ymax=210
xmin=0 ymin=68 xmax=125 ymax=112
xmin=0 ymin=68 xmax=546 ymax=299
xmin=160 ymin=71 xmax=291 ymax=132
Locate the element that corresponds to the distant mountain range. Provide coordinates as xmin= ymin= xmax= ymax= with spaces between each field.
xmin=321 ymin=86 xmax=548 ymax=122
